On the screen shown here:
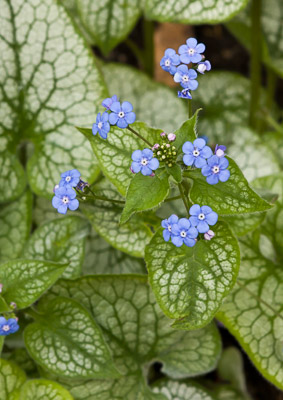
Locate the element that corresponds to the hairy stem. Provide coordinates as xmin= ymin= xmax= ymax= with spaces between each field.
xmin=127 ymin=126 xmax=154 ymax=147
xmin=249 ymin=0 xmax=262 ymax=130
xmin=164 ymin=195 xmax=182 ymax=203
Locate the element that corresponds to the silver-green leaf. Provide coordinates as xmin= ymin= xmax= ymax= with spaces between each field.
xmin=0 ymin=359 xmax=26 ymax=400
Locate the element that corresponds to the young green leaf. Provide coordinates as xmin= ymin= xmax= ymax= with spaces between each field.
xmin=0 ymin=191 xmax=32 ymax=264
xmin=145 ymin=222 xmax=240 ymax=328
xmin=0 ymin=359 xmax=26 ymax=400
xmin=75 ymin=0 xmax=141 ymax=54
xmin=78 ymin=122 xmax=162 ymax=196
xmin=120 ymin=172 xmax=170 ymax=224
xmin=173 ymin=113 xmax=198 ymax=152
xmin=152 ymin=379 xmax=216 ymax=400
xmin=0 ymin=296 xmax=10 ymax=313
xmin=0 ymin=0 xmax=107 ymax=199
xmin=102 ymin=63 xmax=187 ymax=132
xmin=23 ymin=216 xmax=89 ymax=279
xmin=47 ymin=275 xmax=221 ymax=386
xmin=166 ymin=164 xmax=182 ymax=183
xmin=24 ymin=297 xmax=120 ymax=379
xmin=144 ymin=0 xmax=249 ymax=23
xmin=20 ymin=379 xmax=74 ymax=400
xmin=0 ymin=260 xmax=67 ymax=309
xmin=187 ymin=157 xmax=272 ymax=215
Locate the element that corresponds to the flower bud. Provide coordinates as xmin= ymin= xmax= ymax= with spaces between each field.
xmin=152 ymin=143 xmax=159 ymax=150
xmin=10 ymin=302 xmax=17 ymax=309
xmin=160 ymin=132 xmax=166 ymax=137
xmin=0 ymin=283 xmax=2 ymax=293
xmin=204 ymin=230 xmax=215 ymax=241
xmin=168 ymin=133 xmax=176 ymax=142
xmin=166 ymin=144 xmax=170 ymax=148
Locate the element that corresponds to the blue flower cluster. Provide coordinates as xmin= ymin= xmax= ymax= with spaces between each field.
xmin=93 ymin=95 xmax=136 ymax=139
xmin=0 ymin=316 xmax=19 ymax=336
xmin=131 ymin=149 xmax=159 ymax=176
xmin=183 ymin=139 xmax=230 ymax=185
xmin=161 ymin=204 xmax=218 ymax=247
xmin=52 ymin=169 xmax=80 ymax=214
xmin=160 ymin=37 xmax=211 ymax=99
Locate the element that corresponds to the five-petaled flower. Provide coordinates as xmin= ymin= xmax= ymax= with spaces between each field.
xmin=0 ymin=317 xmax=19 ymax=336
xmin=171 ymin=218 xmax=198 ymax=247
xmin=92 ymin=111 xmax=110 ymax=139
xmin=102 ymin=95 xmax=119 ymax=110
xmin=189 ymin=204 xmax=218 ymax=233
xmin=131 ymin=149 xmax=159 ymax=176
xmin=174 ymin=65 xmax=198 ymax=90
xmin=201 ymin=155 xmax=230 ymax=185
xmin=52 ymin=186 xmax=79 ymax=214
xmin=109 ymin=101 xmax=136 ymax=129
xmin=161 ymin=214 xmax=179 ymax=242
xmin=178 ymin=88 xmax=192 ymax=99
xmin=183 ymin=138 xmax=213 ymax=168
xmin=178 ymin=37 xmax=205 ymax=64
xmin=160 ymin=48 xmax=180 ymax=75
xmin=59 ymin=169 xmax=80 ymax=188
xmin=197 ymin=60 xmax=211 ymax=74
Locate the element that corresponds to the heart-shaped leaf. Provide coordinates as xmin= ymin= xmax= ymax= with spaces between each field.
xmin=20 ymin=379 xmax=74 ymax=400
xmin=145 ymin=222 xmax=240 ymax=328
xmin=0 ymin=359 xmax=26 ymax=400
xmin=152 ymin=379 xmax=215 ymax=400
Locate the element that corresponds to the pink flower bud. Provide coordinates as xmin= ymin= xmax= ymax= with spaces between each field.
xmin=168 ymin=133 xmax=176 ymax=142
xmin=160 ymin=132 xmax=166 ymax=137
xmin=166 ymin=143 xmax=170 ymax=148
xmin=204 ymin=230 xmax=215 ymax=241
xmin=10 ymin=302 xmax=17 ymax=309
xmin=150 ymin=172 xmax=155 ymax=177
xmin=152 ymin=143 xmax=160 ymax=150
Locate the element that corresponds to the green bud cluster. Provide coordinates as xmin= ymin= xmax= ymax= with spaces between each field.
xmin=153 ymin=134 xmax=177 ymax=167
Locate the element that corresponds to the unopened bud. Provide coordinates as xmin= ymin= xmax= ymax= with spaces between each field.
xmin=152 ymin=144 xmax=159 ymax=150
xmin=0 ymin=283 xmax=2 ymax=293
xmin=10 ymin=302 xmax=17 ymax=309
xmin=162 ymin=155 xmax=166 ymax=159
xmin=168 ymin=133 xmax=176 ymax=142
xmin=215 ymin=144 xmax=226 ymax=158
xmin=204 ymin=230 xmax=215 ymax=241
xmin=130 ymin=166 xmax=135 ymax=174
xmin=157 ymin=151 xmax=161 ymax=156
xmin=150 ymin=172 xmax=155 ymax=177
xmin=160 ymin=132 xmax=166 ymax=137
xmin=166 ymin=144 xmax=170 ymax=148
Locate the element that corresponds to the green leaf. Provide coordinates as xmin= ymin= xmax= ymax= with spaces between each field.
xmin=102 ymin=63 xmax=187 ymax=132
xmin=5 ymin=348 xmax=38 ymax=378
xmin=193 ymin=73 xmax=250 ymax=142
xmin=188 ymin=157 xmax=272 ymax=215
xmin=173 ymin=114 xmax=198 ymax=152
xmin=0 ymin=259 xmax=67 ymax=309
xmin=20 ymin=379 xmax=74 ymax=399
xmin=217 ymin=226 xmax=283 ymax=390
xmin=47 ymin=275 xmax=221 ymax=393
xmin=166 ymin=164 xmax=182 ymax=183
xmin=152 ymin=379 xmax=216 ymax=400
xmin=23 ymin=216 xmax=89 ymax=279
xmin=0 ymin=296 xmax=10 ymax=313
xmin=75 ymin=0 xmax=141 ymax=54
xmin=222 ymin=213 xmax=265 ymax=237
xmin=0 ymin=0 xmax=107 ymax=199
xmin=145 ymin=222 xmax=240 ymax=328
xmin=226 ymin=0 xmax=283 ymax=78
xmin=24 ymin=296 xmax=119 ymax=379
xmin=0 ymin=191 xmax=32 ymax=263
xmin=0 ymin=359 xmax=26 ymax=400
xmin=144 ymin=0 xmax=249 ymax=23
xmin=121 ymin=172 xmax=170 ymax=224
xmin=82 ymin=183 xmax=153 ymax=257
xmin=78 ymin=122 xmax=162 ymax=196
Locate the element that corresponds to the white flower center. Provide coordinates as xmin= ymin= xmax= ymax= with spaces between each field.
xmin=141 ymin=158 xmax=148 ymax=166
xmin=198 ymin=213 xmax=205 ymax=220
xmin=168 ymin=225 xmax=172 ymax=232
xmin=188 ymin=48 xmax=195 ymax=55
xmin=62 ymin=196 xmax=69 ymax=204
xmin=165 ymin=59 xmax=170 ymax=66
xmin=98 ymin=122 xmax=103 ymax=129
xmin=180 ymin=230 xmax=187 ymax=238
xmin=183 ymin=75 xmax=189 ymax=82
xmin=3 ymin=325 xmax=10 ymax=332
xmin=65 ymin=176 xmax=71 ymax=182
xmin=212 ymin=165 xmax=220 ymax=174
xmin=118 ymin=111 xmax=125 ymax=118
xmin=193 ymin=149 xmax=200 ymax=157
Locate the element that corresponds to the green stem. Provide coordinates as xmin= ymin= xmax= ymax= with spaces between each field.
xmin=262 ymin=112 xmax=283 ymax=134
xmin=125 ymin=38 xmax=145 ymax=68
xmin=249 ymin=0 xmax=262 ymax=131
xmin=127 ymin=126 xmax=154 ymax=147
xmin=164 ymin=195 xmax=182 ymax=203
xmin=178 ymin=183 xmax=190 ymax=216
xmin=75 ymin=190 xmax=125 ymax=205
xmin=188 ymin=99 xmax=192 ymax=119
xmin=143 ymin=19 xmax=154 ymax=78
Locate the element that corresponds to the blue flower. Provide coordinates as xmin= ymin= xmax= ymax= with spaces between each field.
xmin=178 ymin=88 xmax=192 ymax=99
xmin=215 ymin=144 xmax=226 ymax=158
xmin=76 ymin=179 xmax=89 ymax=191
xmin=182 ymin=138 xmax=212 ymax=168
xmin=197 ymin=60 xmax=211 ymax=74
xmin=92 ymin=111 xmax=110 ymax=139
xmin=59 ymin=169 xmax=81 ymax=188
xmin=102 ymin=95 xmax=118 ymax=110
xmin=161 ymin=214 xmax=179 ymax=242
xmin=171 ymin=218 xmax=198 ymax=247
xmin=109 ymin=101 xmax=136 ymax=129
xmin=189 ymin=204 xmax=218 ymax=233
xmin=174 ymin=65 xmax=198 ymax=90
xmin=201 ymin=155 xmax=230 ymax=185
xmin=52 ymin=186 xmax=79 ymax=214
xmin=160 ymin=48 xmax=180 ymax=75
xmin=131 ymin=149 xmax=159 ymax=176
xmin=0 ymin=317 xmax=19 ymax=336
xmin=178 ymin=37 xmax=205 ymax=64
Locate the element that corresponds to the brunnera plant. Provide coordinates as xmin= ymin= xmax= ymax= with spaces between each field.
xmin=0 ymin=0 xmax=283 ymax=399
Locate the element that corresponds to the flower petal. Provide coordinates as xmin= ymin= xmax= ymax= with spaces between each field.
xmin=171 ymin=224 xmax=180 ymax=235
xmin=57 ymin=205 xmax=68 ymax=214
xmin=165 ymin=48 xmax=175 ymax=57
xmin=148 ymin=158 xmax=159 ymax=170
xmin=132 ymin=150 xmax=142 ymax=162
xmin=188 ymin=79 xmax=198 ymax=91
xmin=188 ymin=69 xmax=197 ymax=79
xmin=69 ymin=199 xmax=79 ymax=211
xmin=219 ymin=157 xmax=229 ymax=169
xmin=168 ymin=214 xmax=179 ymax=224
xmin=110 ymin=101 xmax=121 ymax=113
xmin=193 ymin=138 xmax=206 ymax=149
xmin=179 ymin=54 xmax=191 ymax=64
xmin=201 ymin=165 xmax=211 ymax=177
xmin=219 ymin=169 xmax=230 ymax=182
xmin=161 ymin=219 xmax=169 ymax=228
xmin=201 ymin=205 xmax=212 ymax=214
xmin=121 ymin=101 xmax=133 ymax=113
xmin=207 ymin=174 xmax=219 ymax=185
xmin=189 ymin=216 xmax=198 ymax=227
xmin=182 ymin=141 xmax=194 ymax=153
xmin=131 ymin=161 xmax=141 ymax=173
xmin=194 ymin=156 xmax=206 ymax=168
xmin=201 ymin=146 xmax=213 ymax=159
xmin=109 ymin=113 xmax=119 ymax=125
xmin=197 ymin=220 xmax=209 ymax=233
xmin=163 ymin=229 xmax=171 ymax=242
xmin=142 ymin=148 xmax=153 ymax=159
xmin=178 ymin=218 xmax=191 ymax=230
xmin=171 ymin=235 xmax=183 ymax=247
xmin=117 ymin=118 xmax=128 ymax=129
xmin=92 ymin=124 xmax=98 ymax=135
xmin=196 ymin=43 xmax=205 ymax=53
xmin=178 ymin=44 xmax=188 ymax=54
xmin=189 ymin=204 xmax=201 ymax=216
xmin=125 ymin=112 xmax=136 ymax=124
xmin=183 ymin=154 xmax=194 ymax=166
xmin=186 ymin=38 xmax=198 ymax=48
xmin=205 ymin=211 xmax=218 ymax=225
xmin=207 ymin=155 xmax=219 ymax=166
xmin=141 ymin=165 xmax=152 ymax=176
xmin=52 ymin=196 xmax=61 ymax=209
xmin=184 ymin=237 xmax=196 ymax=247
xmin=191 ymin=53 xmax=202 ymax=63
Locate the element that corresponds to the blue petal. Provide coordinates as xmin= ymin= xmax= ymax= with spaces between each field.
xmin=69 ymin=199 xmax=79 ymax=211
xmin=66 ymin=187 xmax=76 ymax=199
xmin=178 ymin=218 xmax=191 ymax=230
xmin=161 ymin=219 xmax=169 ymax=228
xmin=141 ymin=166 xmax=152 ymax=176
xmin=194 ymin=156 xmax=206 ymax=168
xmin=109 ymin=113 xmax=119 ymax=125
xmin=99 ymin=129 xmax=108 ymax=139
xmin=182 ymin=141 xmax=194 ymax=153
xmin=57 ymin=205 xmax=68 ymax=214
xmin=189 ymin=216 xmax=198 ymax=227
xmin=148 ymin=158 xmax=159 ymax=170
xmin=92 ymin=124 xmax=98 ymax=135
xmin=207 ymin=174 xmax=219 ymax=185
xmin=52 ymin=196 xmax=61 ymax=209
xmin=188 ymin=227 xmax=198 ymax=238
xmin=207 ymin=155 xmax=219 ymax=166
xmin=171 ymin=235 xmax=183 ymax=247
xmin=117 ymin=118 xmax=128 ymax=129
xmin=177 ymin=64 xmax=189 ymax=74
xmin=184 ymin=237 xmax=196 ymax=247
xmin=188 ymin=80 xmax=198 ymax=91
xmin=122 ymin=101 xmax=133 ymax=113
xmin=174 ymin=72 xmax=182 ymax=83
xmin=179 ymin=53 xmax=192 ymax=64
xmin=165 ymin=48 xmax=175 ymax=57
xmin=191 ymin=53 xmax=202 ymax=63
xmin=132 ymin=150 xmax=142 ymax=162
xmin=178 ymin=44 xmax=188 ymax=54
xmin=189 ymin=204 xmax=201 ymax=216
xmin=102 ymin=98 xmax=112 ymax=108
xmin=201 ymin=205 xmax=212 ymax=215
xmin=197 ymin=220 xmax=209 ymax=233
xmin=183 ymin=154 xmax=194 ymax=166
xmin=193 ymin=138 xmax=206 ymax=149
xmin=110 ymin=101 xmax=121 ymax=113
xmin=186 ymin=38 xmax=197 ymax=48
xmin=168 ymin=214 xmax=178 ymax=224
xmin=171 ymin=224 xmax=180 ymax=235
xmin=163 ymin=229 xmax=171 ymax=242
xmin=188 ymin=69 xmax=197 ymax=79
xmin=169 ymin=65 xmax=177 ymax=75
xmin=131 ymin=161 xmax=141 ymax=173
xmin=142 ymin=148 xmax=153 ymax=159
xmin=219 ymin=169 xmax=230 ymax=182
xmin=205 ymin=211 xmax=218 ymax=225
xmin=171 ymin=54 xmax=180 ymax=65
xmin=102 ymin=111 xmax=109 ymax=122
xmin=196 ymin=43 xmax=205 ymax=53
xmin=201 ymin=146 xmax=213 ymax=159
xmin=219 ymin=157 xmax=229 ymax=169
xmin=125 ymin=112 xmax=136 ymax=124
